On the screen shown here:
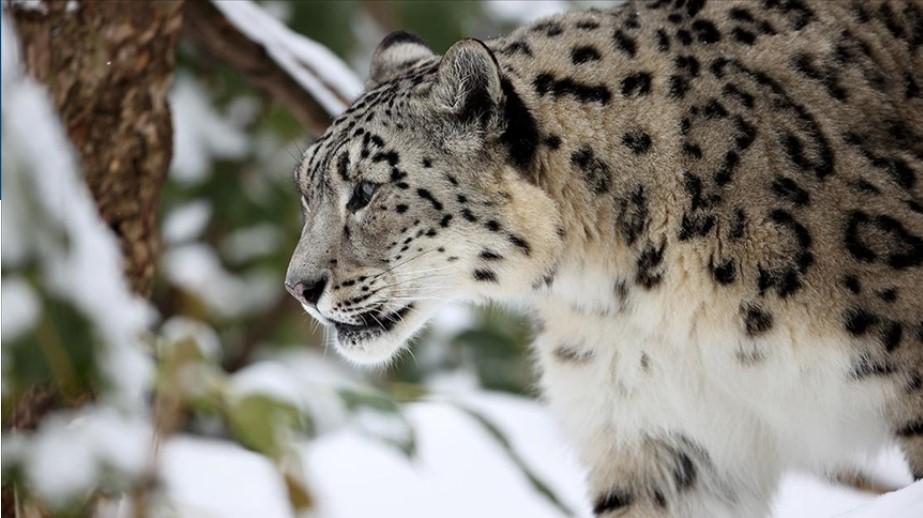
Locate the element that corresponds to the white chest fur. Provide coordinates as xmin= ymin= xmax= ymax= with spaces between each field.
xmin=527 ymin=261 xmax=895 ymax=497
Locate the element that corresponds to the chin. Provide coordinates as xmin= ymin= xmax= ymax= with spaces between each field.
xmin=330 ymin=301 xmax=437 ymax=366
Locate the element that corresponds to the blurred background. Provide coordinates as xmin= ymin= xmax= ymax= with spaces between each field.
xmin=1 ymin=1 xmax=916 ymax=517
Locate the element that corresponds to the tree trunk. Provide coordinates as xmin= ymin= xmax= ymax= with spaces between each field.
xmin=5 ymin=3 xmax=183 ymax=516
xmin=10 ymin=0 xmax=184 ymax=296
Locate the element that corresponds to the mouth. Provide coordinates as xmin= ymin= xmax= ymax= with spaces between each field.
xmin=332 ymin=304 xmax=415 ymax=344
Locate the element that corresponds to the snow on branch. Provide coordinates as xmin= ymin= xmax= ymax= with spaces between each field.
xmin=184 ymin=0 xmax=362 ymax=136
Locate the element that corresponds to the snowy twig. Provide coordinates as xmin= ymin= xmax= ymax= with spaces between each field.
xmin=183 ymin=0 xmax=362 ymax=137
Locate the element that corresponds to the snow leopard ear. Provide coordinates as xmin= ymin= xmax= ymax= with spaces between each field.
xmin=368 ymin=31 xmax=434 ymax=88
xmin=433 ymin=38 xmax=504 ymax=129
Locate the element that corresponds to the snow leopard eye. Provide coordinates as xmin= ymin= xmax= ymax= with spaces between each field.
xmin=347 ymin=181 xmax=379 ymax=213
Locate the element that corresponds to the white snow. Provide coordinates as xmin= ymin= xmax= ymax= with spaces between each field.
xmin=230 ymin=362 xmax=306 ymax=408
xmin=156 ymin=387 xmax=923 ymax=518
xmin=169 ymin=75 xmax=249 ymax=183
xmin=160 ymin=435 xmax=294 ymax=518
xmin=163 ymin=243 xmax=281 ymax=318
xmin=160 ymin=316 xmax=223 ymax=361
xmin=162 ymin=199 xmax=212 ymax=245
xmin=4 ymin=408 xmax=154 ymax=506
xmin=839 ymin=482 xmax=923 ymax=517
xmin=212 ymin=0 xmax=362 ymax=116
xmin=1 ymin=276 xmax=40 ymax=341
xmin=483 ymin=0 xmax=570 ymax=24
xmin=8 ymin=0 xmax=47 ymax=14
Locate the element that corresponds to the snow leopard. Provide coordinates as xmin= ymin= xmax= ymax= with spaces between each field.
xmin=286 ymin=0 xmax=923 ymax=515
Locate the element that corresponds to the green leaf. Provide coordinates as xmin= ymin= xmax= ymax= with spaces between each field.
xmin=225 ymin=393 xmax=302 ymax=458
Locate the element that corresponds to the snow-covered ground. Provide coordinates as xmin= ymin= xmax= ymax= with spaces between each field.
xmin=160 ymin=387 xmax=922 ymax=518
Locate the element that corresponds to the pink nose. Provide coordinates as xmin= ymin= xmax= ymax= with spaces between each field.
xmin=285 ymin=274 xmax=328 ymax=307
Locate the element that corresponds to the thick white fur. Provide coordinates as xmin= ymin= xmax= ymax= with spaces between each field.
xmin=530 ymin=253 xmax=894 ymax=516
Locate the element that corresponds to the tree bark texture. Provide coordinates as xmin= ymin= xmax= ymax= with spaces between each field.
xmin=11 ymin=0 xmax=185 ymax=296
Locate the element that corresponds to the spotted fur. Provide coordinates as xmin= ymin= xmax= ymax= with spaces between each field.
xmin=288 ymin=1 xmax=923 ymax=515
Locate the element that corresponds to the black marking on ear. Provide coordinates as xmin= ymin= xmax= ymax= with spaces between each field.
xmin=379 ymin=30 xmax=426 ymax=50
xmin=508 ymin=234 xmax=531 ymax=256
xmin=533 ymin=73 xmax=612 ymax=104
xmin=571 ymin=45 xmax=602 ymax=64
xmin=741 ymin=303 xmax=773 ymax=336
xmin=613 ymin=29 xmax=637 ymax=57
xmin=593 ymin=490 xmax=633 ymax=515
xmin=473 ymin=269 xmax=498 ymax=282
xmin=500 ymin=78 xmax=539 ymax=176
xmin=622 ymin=130 xmax=652 ymax=154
